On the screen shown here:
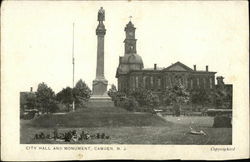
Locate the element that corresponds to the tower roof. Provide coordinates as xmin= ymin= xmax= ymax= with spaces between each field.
xmin=125 ymin=21 xmax=136 ymax=31
xmin=121 ymin=54 xmax=144 ymax=65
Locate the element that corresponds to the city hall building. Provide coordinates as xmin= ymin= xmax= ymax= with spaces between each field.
xmin=116 ymin=21 xmax=225 ymax=93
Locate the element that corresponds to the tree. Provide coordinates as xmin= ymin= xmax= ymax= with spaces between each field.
xmin=129 ymin=88 xmax=146 ymax=107
xmin=162 ymin=82 xmax=190 ymax=116
xmin=128 ymin=88 xmax=160 ymax=111
xmin=108 ymin=84 xmax=120 ymax=106
xmin=108 ymin=84 xmax=117 ymax=96
xmin=108 ymin=84 xmax=117 ymax=98
xmin=56 ymin=87 xmax=73 ymax=112
xmin=212 ymin=88 xmax=231 ymax=109
xmin=36 ymin=82 xmax=58 ymax=114
xmin=113 ymin=91 xmax=127 ymax=107
xmin=73 ymin=79 xmax=91 ymax=108
xmin=190 ymin=89 xmax=211 ymax=111
xmin=149 ymin=94 xmax=160 ymax=109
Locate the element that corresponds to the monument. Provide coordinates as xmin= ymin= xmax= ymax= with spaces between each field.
xmin=88 ymin=7 xmax=114 ymax=107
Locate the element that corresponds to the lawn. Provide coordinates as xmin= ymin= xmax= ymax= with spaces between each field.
xmin=162 ymin=116 xmax=214 ymax=127
xmin=20 ymin=107 xmax=232 ymax=145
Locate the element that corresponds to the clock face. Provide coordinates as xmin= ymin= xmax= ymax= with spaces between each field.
xmin=128 ymin=32 xmax=133 ymax=36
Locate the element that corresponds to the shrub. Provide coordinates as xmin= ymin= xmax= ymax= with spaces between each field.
xmin=112 ymin=91 xmax=126 ymax=107
xmin=22 ymin=111 xmax=36 ymax=120
xmin=117 ymin=96 xmax=139 ymax=111
xmin=213 ymin=115 xmax=232 ymax=128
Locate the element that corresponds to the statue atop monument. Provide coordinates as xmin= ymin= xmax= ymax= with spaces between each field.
xmin=98 ymin=7 xmax=105 ymax=22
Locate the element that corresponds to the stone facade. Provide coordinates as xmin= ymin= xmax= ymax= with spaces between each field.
xmin=20 ymin=87 xmax=36 ymax=111
xmin=116 ymin=21 xmax=221 ymax=93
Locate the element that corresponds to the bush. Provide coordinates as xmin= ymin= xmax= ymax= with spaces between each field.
xmin=112 ymin=91 xmax=126 ymax=107
xmin=112 ymin=89 xmax=159 ymax=112
xmin=22 ymin=111 xmax=36 ymax=120
xmin=117 ymin=96 xmax=139 ymax=111
xmin=213 ymin=115 xmax=232 ymax=128
xmin=173 ymin=104 xmax=181 ymax=116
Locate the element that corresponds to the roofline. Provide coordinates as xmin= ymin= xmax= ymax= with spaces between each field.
xmin=163 ymin=61 xmax=194 ymax=71
xmin=128 ymin=69 xmax=216 ymax=73
xmin=191 ymin=71 xmax=217 ymax=74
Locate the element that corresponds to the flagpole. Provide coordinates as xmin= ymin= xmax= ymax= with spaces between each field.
xmin=72 ymin=22 xmax=75 ymax=112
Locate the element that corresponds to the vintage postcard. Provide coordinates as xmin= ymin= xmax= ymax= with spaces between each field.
xmin=1 ymin=0 xmax=249 ymax=161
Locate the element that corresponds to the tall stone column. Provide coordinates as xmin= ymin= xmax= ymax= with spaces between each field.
xmin=88 ymin=7 xmax=114 ymax=108
xmin=92 ymin=20 xmax=108 ymax=96
xmin=96 ymin=21 xmax=105 ymax=80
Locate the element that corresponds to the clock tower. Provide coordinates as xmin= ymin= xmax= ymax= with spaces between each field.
xmin=124 ymin=21 xmax=137 ymax=54
xmin=116 ymin=20 xmax=144 ymax=92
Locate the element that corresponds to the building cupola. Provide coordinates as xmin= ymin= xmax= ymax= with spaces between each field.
xmin=124 ymin=21 xmax=137 ymax=54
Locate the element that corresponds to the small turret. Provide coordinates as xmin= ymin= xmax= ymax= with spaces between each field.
xmin=216 ymin=76 xmax=225 ymax=88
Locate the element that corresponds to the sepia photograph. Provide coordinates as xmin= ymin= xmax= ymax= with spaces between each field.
xmin=1 ymin=0 xmax=249 ymax=160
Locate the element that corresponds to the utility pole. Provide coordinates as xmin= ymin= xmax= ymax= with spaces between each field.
xmin=72 ymin=22 xmax=75 ymax=112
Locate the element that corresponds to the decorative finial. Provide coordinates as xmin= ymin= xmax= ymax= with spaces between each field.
xmin=129 ymin=16 xmax=132 ymax=22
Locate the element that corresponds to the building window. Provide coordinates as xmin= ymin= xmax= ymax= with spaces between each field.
xmin=121 ymin=80 xmax=124 ymax=91
xmin=209 ymin=78 xmax=213 ymax=89
xmin=118 ymin=79 xmax=121 ymax=91
xmin=131 ymin=76 xmax=135 ymax=90
xmin=158 ymin=78 xmax=161 ymax=90
xmin=169 ymin=77 xmax=172 ymax=88
xmin=203 ymin=78 xmax=206 ymax=89
xmin=190 ymin=79 xmax=193 ymax=89
xmin=135 ymin=76 xmax=139 ymax=88
xmin=178 ymin=78 xmax=182 ymax=85
xmin=197 ymin=78 xmax=200 ymax=88
xmin=143 ymin=77 xmax=146 ymax=88
xmin=165 ymin=76 xmax=168 ymax=89
xmin=150 ymin=76 xmax=153 ymax=88
xmin=145 ymin=77 xmax=150 ymax=89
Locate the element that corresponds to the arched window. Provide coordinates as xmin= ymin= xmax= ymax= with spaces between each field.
xmin=169 ymin=77 xmax=172 ymax=88
xmin=150 ymin=76 xmax=153 ymax=88
xmin=135 ymin=76 xmax=139 ymax=88
xmin=190 ymin=79 xmax=193 ymax=89
xmin=197 ymin=78 xmax=200 ymax=88
xmin=131 ymin=76 xmax=135 ymax=90
xmin=118 ymin=79 xmax=121 ymax=91
xmin=165 ymin=76 xmax=168 ymax=89
xmin=143 ymin=76 xmax=146 ymax=88
xmin=158 ymin=78 xmax=161 ymax=90
xmin=209 ymin=78 xmax=213 ymax=89
xmin=145 ymin=76 xmax=150 ymax=89
xmin=203 ymin=78 xmax=206 ymax=89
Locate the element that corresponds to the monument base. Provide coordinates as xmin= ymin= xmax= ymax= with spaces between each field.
xmin=87 ymin=95 xmax=114 ymax=108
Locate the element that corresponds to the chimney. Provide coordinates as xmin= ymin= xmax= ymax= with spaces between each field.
xmin=206 ymin=65 xmax=208 ymax=72
xmin=154 ymin=64 xmax=157 ymax=70
xmin=193 ymin=65 xmax=196 ymax=71
xmin=30 ymin=87 xmax=33 ymax=92
xmin=216 ymin=76 xmax=224 ymax=86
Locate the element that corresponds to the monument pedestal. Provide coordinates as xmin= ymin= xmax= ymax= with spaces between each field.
xmin=88 ymin=95 xmax=114 ymax=108
xmin=88 ymin=78 xmax=114 ymax=108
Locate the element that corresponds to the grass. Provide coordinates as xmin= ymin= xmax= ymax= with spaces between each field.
xmin=28 ymin=107 xmax=170 ymax=128
xmin=161 ymin=116 xmax=214 ymax=127
xmin=20 ymin=106 xmax=232 ymax=145
xmin=21 ymin=124 xmax=232 ymax=144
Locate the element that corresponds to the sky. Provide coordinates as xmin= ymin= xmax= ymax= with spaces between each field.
xmin=1 ymin=1 xmax=249 ymax=93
